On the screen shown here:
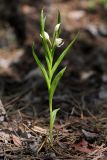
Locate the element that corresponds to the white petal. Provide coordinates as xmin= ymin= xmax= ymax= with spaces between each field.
xmin=40 ymin=31 xmax=49 ymax=40
xmin=57 ymin=41 xmax=64 ymax=47
xmin=44 ymin=31 xmax=49 ymax=40
xmin=40 ymin=34 xmax=43 ymax=38
xmin=55 ymin=38 xmax=64 ymax=47
xmin=55 ymin=23 xmax=61 ymax=32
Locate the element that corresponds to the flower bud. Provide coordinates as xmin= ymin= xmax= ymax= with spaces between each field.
xmin=55 ymin=23 xmax=61 ymax=32
xmin=40 ymin=31 xmax=49 ymax=40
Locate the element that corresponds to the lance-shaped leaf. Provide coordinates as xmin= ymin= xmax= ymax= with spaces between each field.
xmin=32 ymin=46 xmax=50 ymax=90
xmin=40 ymin=10 xmax=45 ymax=33
xmin=51 ymin=11 xmax=61 ymax=56
xmin=51 ymin=108 xmax=60 ymax=130
xmin=56 ymin=10 xmax=61 ymax=37
xmin=49 ymin=67 xmax=66 ymax=102
xmin=40 ymin=10 xmax=52 ymax=63
xmin=45 ymin=56 xmax=52 ymax=80
xmin=52 ymin=33 xmax=78 ymax=76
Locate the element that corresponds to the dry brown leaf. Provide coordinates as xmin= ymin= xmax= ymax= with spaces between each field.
xmin=11 ymin=134 xmax=22 ymax=147
xmin=73 ymin=138 xmax=95 ymax=153
xmin=31 ymin=126 xmax=47 ymax=135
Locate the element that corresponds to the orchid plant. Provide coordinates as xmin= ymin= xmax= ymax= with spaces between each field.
xmin=32 ymin=10 xmax=78 ymax=144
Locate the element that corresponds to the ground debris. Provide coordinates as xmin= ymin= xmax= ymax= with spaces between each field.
xmin=0 ymin=0 xmax=107 ymax=159
xmin=0 ymin=99 xmax=6 ymax=122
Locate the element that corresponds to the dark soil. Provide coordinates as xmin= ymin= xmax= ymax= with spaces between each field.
xmin=0 ymin=0 xmax=107 ymax=159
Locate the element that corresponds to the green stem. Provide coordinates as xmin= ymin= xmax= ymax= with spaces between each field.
xmin=47 ymin=43 xmax=54 ymax=145
xmin=49 ymin=97 xmax=53 ymax=144
xmin=48 ymin=58 xmax=53 ymax=144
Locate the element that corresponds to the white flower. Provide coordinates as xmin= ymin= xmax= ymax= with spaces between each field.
xmin=55 ymin=38 xmax=64 ymax=47
xmin=40 ymin=31 xmax=49 ymax=40
xmin=55 ymin=23 xmax=61 ymax=32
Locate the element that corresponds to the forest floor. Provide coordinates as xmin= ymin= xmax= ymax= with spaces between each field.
xmin=0 ymin=0 xmax=107 ymax=159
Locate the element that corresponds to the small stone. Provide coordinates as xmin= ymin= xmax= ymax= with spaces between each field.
xmin=102 ymin=74 xmax=107 ymax=82
xmin=99 ymin=89 xmax=107 ymax=99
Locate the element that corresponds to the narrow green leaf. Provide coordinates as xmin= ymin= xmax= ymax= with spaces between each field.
xmin=42 ymin=38 xmax=52 ymax=64
xmin=51 ymin=11 xmax=61 ymax=56
xmin=40 ymin=10 xmax=52 ymax=63
xmin=45 ymin=56 xmax=52 ymax=79
xmin=52 ymin=33 xmax=78 ymax=76
xmin=51 ymin=108 xmax=60 ymax=129
xmin=40 ymin=10 xmax=44 ymax=33
xmin=57 ymin=10 xmax=61 ymax=24
xmin=57 ymin=10 xmax=61 ymax=36
xmin=50 ymin=67 xmax=66 ymax=101
xmin=32 ymin=45 xmax=50 ymax=90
